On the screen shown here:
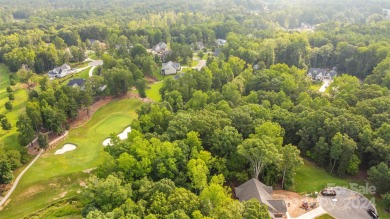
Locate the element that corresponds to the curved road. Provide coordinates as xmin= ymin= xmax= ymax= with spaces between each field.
xmin=0 ymin=131 xmax=68 ymax=208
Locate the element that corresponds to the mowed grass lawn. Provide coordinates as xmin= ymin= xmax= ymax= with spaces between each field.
xmin=146 ymin=82 xmax=163 ymax=102
xmin=59 ymin=67 xmax=92 ymax=86
xmin=0 ymin=98 xmax=142 ymax=219
xmin=0 ymin=64 xmax=28 ymax=151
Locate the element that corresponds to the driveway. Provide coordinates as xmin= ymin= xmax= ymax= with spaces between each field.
xmin=192 ymin=60 xmax=206 ymax=71
xmin=88 ymin=60 xmax=103 ymax=77
xmin=319 ymin=79 xmax=331 ymax=93
xmin=293 ymin=206 xmax=327 ymax=219
xmin=318 ymin=187 xmax=376 ymax=219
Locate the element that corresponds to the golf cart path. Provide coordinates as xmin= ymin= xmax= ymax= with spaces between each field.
xmin=0 ymin=150 xmax=43 ymax=207
xmin=0 ymin=131 xmax=68 ymax=208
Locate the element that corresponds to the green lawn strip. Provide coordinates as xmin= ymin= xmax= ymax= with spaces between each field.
xmin=69 ymin=61 xmax=90 ymax=69
xmin=0 ymin=64 xmax=11 ymax=90
xmin=191 ymin=59 xmax=199 ymax=67
xmin=309 ymin=81 xmax=322 ymax=91
xmin=146 ymin=82 xmax=162 ymax=102
xmin=295 ymin=160 xmax=390 ymax=219
xmin=0 ymin=98 xmax=141 ymax=219
xmin=87 ymin=51 xmax=98 ymax=60
xmin=58 ymin=67 xmax=91 ymax=86
xmin=315 ymin=213 xmax=335 ymax=219
xmin=0 ymin=64 xmax=29 ymax=151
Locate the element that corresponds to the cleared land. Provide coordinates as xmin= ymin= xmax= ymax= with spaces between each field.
xmin=0 ymin=98 xmax=141 ymax=219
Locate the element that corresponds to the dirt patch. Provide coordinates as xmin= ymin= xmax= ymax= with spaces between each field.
xmin=273 ymin=190 xmax=318 ymax=218
xmin=53 ymin=192 xmax=67 ymax=201
xmin=18 ymin=184 xmax=46 ymax=200
xmin=145 ymin=76 xmax=158 ymax=83
xmin=126 ymin=91 xmax=153 ymax=103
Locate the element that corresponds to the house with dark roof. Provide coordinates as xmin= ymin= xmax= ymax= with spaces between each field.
xmin=161 ymin=61 xmax=181 ymax=75
xmin=308 ymin=68 xmax=337 ymax=81
xmin=67 ymin=78 xmax=85 ymax=89
xmin=152 ymin=42 xmax=167 ymax=53
xmin=235 ymin=178 xmax=287 ymax=218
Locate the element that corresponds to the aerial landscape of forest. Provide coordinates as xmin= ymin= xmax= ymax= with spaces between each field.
xmin=0 ymin=0 xmax=389 ymax=218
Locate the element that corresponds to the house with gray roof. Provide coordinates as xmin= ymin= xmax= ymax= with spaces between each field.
xmin=235 ymin=178 xmax=287 ymax=218
xmin=161 ymin=61 xmax=181 ymax=75
xmin=152 ymin=42 xmax=167 ymax=53
xmin=308 ymin=68 xmax=337 ymax=81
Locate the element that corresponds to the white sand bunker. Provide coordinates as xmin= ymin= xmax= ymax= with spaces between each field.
xmin=102 ymin=138 xmax=113 ymax=146
xmin=55 ymin=144 xmax=76 ymax=155
xmin=118 ymin=127 xmax=131 ymax=140
xmin=102 ymin=126 xmax=132 ymax=146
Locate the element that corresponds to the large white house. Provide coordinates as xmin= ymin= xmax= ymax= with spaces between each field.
xmin=307 ymin=68 xmax=337 ymax=81
xmin=161 ymin=61 xmax=181 ymax=75
xmin=48 ymin=64 xmax=76 ymax=78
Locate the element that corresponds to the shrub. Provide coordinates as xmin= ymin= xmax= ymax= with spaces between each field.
xmin=8 ymin=92 xmax=14 ymax=100
xmin=383 ymin=193 xmax=390 ymax=211
xmin=5 ymin=101 xmax=13 ymax=110
xmin=6 ymin=86 xmax=12 ymax=93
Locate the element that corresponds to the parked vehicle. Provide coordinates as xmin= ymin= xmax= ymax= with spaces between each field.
xmin=321 ymin=189 xmax=336 ymax=196
xmin=367 ymin=209 xmax=379 ymax=219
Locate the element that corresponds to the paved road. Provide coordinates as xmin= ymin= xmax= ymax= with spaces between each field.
xmin=0 ymin=131 xmax=68 ymax=208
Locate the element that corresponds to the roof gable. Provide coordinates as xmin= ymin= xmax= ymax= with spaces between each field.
xmin=67 ymin=78 xmax=85 ymax=87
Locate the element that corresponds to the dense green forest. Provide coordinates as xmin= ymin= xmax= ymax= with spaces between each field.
xmin=0 ymin=0 xmax=389 ymax=218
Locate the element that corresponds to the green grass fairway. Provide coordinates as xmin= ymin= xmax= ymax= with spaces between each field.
xmin=146 ymin=82 xmax=162 ymax=102
xmin=0 ymin=64 xmax=28 ymax=151
xmin=0 ymin=98 xmax=141 ymax=219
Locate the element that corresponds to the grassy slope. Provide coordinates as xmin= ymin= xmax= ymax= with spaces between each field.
xmin=146 ymin=82 xmax=162 ymax=102
xmin=295 ymin=160 xmax=390 ymax=219
xmin=309 ymin=81 xmax=322 ymax=91
xmin=0 ymin=64 xmax=28 ymax=151
xmin=0 ymin=98 xmax=141 ymax=219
